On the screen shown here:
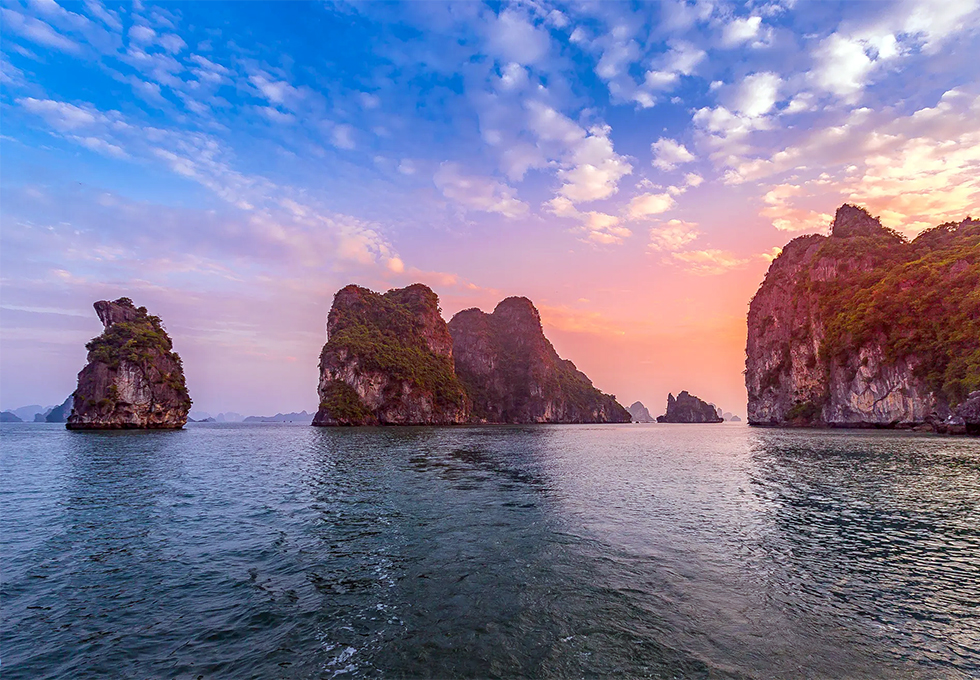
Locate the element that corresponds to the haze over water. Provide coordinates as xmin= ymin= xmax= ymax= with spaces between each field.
xmin=2 ymin=423 xmax=978 ymax=678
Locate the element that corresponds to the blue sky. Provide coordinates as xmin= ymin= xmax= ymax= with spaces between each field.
xmin=2 ymin=0 xmax=979 ymax=416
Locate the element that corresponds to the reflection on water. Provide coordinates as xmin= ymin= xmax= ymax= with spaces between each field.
xmin=1 ymin=423 xmax=978 ymax=679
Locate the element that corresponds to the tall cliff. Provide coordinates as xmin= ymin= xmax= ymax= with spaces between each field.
xmin=448 ymin=297 xmax=631 ymax=424
xmin=746 ymin=204 xmax=980 ymax=430
xmin=312 ymin=284 xmax=469 ymax=425
xmin=67 ymin=298 xmax=191 ymax=429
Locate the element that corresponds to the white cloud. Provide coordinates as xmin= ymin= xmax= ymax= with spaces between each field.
xmin=158 ymin=33 xmax=186 ymax=54
xmin=129 ymin=24 xmax=156 ymax=44
xmin=433 ymin=162 xmax=529 ymax=218
xmin=684 ymin=172 xmax=704 ymax=188
xmin=811 ymin=33 xmax=875 ymax=97
xmin=648 ymin=219 xmax=700 ymax=251
xmin=527 ymin=102 xmax=633 ymax=203
xmin=721 ymin=16 xmax=762 ymax=47
xmin=628 ymin=192 xmax=676 ymax=218
xmin=733 ymin=72 xmax=781 ymax=117
xmin=487 ymin=9 xmax=550 ymax=65
xmin=1 ymin=8 xmax=80 ymax=53
xmin=670 ymin=249 xmax=749 ymax=275
xmin=760 ymin=183 xmax=834 ymax=232
xmin=545 ymin=197 xmax=631 ymax=244
xmin=18 ymin=97 xmax=100 ymax=130
xmin=331 ymin=124 xmax=355 ymax=149
xmin=651 ymin=137 xmax=695 ymax=170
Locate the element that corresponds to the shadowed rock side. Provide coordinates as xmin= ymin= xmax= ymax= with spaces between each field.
xmin=628 ymin=401 xmax=655 ymax=423
xmin=313 ymin=284 xmax=468 ymax=426
xmin=67 ymin=298 xmax=190 ymax=429
xmin=656 ymin=391 xmax=724 ymax=423
xmin=746 ymin=204 xmax=980 ymax=432
xmin=448 ymin=297 xmax=631 ymax=424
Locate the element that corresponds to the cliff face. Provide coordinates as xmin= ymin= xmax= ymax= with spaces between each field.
xmin=746 ymin=204 xmax=980 ymax=431
xmin=656 ymin=391 xmax=724 ymax=423
xmin=67 ymin=298 xmax=190 ymax=429
xmin=628 ymin=401 xmax=655 ymax=423
xmin=313 ymin=284 xmax=468 ymax=426
xmin=448 ymin=297 xmax=631 ymax=424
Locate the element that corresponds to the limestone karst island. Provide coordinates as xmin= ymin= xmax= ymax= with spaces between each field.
xmin=746 ymin=204 xmax=980 ymax=435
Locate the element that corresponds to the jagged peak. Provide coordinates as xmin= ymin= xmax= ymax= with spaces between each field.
xmin=94 ymin=297 xmax=141 ymax=328
xmin=831 ymin=204 xmax=889 ymax=238
xmin=492 ymin=296 xmax=541 ymax=325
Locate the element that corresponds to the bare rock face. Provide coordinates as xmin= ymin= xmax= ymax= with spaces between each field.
xmin=656 ymin=391 xmax=724 ymax=423
xmin=67 ymin=298 xmax=190 ymax=429
xmin=746 ymin=204 xmax=980 ymax=431
xmin=628 ymin=401 xmax=655 ymax=423
xmin=313 ymin=284 xmax=468 ymax=426
xmin=448 ymin=297 xmax=631 ymax=424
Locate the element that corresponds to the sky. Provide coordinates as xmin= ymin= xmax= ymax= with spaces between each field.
xmin=2 ymin=0 xmax=979 ymax=417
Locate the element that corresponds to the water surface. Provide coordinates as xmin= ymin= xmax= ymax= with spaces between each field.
xmin=2 ymin=423 xmax=978 ymax=678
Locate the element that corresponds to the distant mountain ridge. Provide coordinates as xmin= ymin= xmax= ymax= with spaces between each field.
xmin=243 ymin=411 xmax=312 ymax=423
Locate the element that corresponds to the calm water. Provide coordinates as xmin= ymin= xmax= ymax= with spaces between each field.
xmin=2 ymin=423 xmax=979 ymax=679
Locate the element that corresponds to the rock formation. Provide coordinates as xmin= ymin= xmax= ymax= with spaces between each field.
xmin=67 ymin=298 xmax=191 ymax=429
xmin=628 ymin=401 xmax=656 ymax=423
xmin=313 ymin=284 xmax=468 ymax=425
xmin=1 ymin=411 xmax=23 ymax=422
xmin=45 ymin=396 xmax=73 ymax=423
xmin=313 ymin=284 xmax=631 ymax=426
xmin=746 ymin=204 xmax=980 ymax=431
xmin=656 ymin=391 xmax=724 ymax=423
xmin=448 ymin=297 xmax=631 ymax=424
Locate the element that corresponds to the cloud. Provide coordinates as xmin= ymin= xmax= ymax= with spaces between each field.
xmin=651 ymin=138 xmax=695 ymax=170
xmin=486 ymin=9 xmax=550 ymax=65
xmin=721 ymin=16 xmax=762 ymax=47
xmin=2 ymin=8 xmax=81 ymax=53
xmin=18 ymin=97 xmax=101 ymax=130
xmin=129 ymin=24 xmax=156 ymax=44
xmin=545 ymin=197 xmax=631 ymax=245
xmin=331 ymin=124 xmax=355 ymax=149
xmin=648 ymin=219 xmax=700 ymax=251
xmin=760 ymin=184 xmax=834 ymax=232
xmin=627 ymin=192 xmax=676 ymax=218
xmin=670 ymin=249 xmax=749 ymax=275
xmin=811 ymin=33 xmax=875 ymax=97
xmin=433 ymin=162 xmax=529 ymax=218
xmin=526 ymin=102 xmax=633 ymax=203
xmin=732 ymin=72 xmax=781 ymax=117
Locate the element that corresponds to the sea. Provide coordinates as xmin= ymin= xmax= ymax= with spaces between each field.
xmin=1 ymin=422 xmax=978 ymax=679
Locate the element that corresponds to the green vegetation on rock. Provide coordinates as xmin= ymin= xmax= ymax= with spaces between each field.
xmin=815 ymin=219 xmax=980 ymax=405
xmin=318 ymin=380 xmax=375 ymax=424
xmin=322 ymin=285 xmax=467 ymax=411
xmin=84 ymin=298 xmax=191 ymax=409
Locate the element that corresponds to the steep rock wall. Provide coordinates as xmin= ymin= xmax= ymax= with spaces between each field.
xmin=68 ymin=298 xmax=190 ymax=429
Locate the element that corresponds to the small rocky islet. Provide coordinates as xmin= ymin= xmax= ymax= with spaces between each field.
xmin=66 ymin=298 xmax=191 ymax=430
xmin=656 ymin=391 xmax=724 ymax=423
xmin=312 ymin=284 xmax=631 ymax=426
xmin=746 ymin=203 xmax=980 ymax=434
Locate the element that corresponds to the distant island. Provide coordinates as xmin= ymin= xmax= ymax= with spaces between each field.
xmin=313 ymin=284 xmax=631 ymax=426
xmin=627 ymin=401 xmax=655 ymax=423
xmin=746 ymin=204 xmax=980 ymax=434
xmin=66 ymin=298 xmax=191 ymax=430
xmin=656 ymin=391 xmax=724 ymax=423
